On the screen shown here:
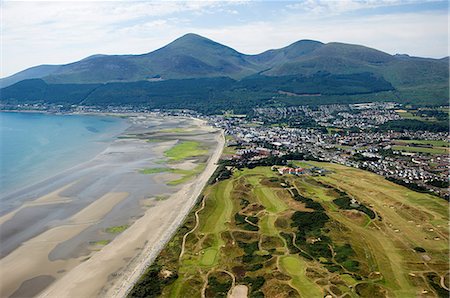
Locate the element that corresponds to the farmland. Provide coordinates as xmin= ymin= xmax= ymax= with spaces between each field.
xmin=129 ymin=163 xmax=449 ymax=298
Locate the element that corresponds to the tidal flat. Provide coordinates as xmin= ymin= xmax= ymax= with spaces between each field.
xmin=0 ymin=114 xmax=224 ymax=298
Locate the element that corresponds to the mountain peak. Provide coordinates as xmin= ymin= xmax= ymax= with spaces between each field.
xmin=166 ymin=33 xmax=217 ymax=48
xmin=177 ymin=33 xmax=208 ymax=41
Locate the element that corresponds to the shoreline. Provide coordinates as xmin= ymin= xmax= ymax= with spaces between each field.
xmin=37 ymin=122 xmax=224 ymax=298
xmin=0 ymin=112 xmax=131 ymax=201
xmin=0 ymin=113 xmax=224 ymax=297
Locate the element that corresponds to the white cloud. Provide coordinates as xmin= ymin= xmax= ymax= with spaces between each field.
xmin=286 ymin=0 xmax=441 ymax=15
xmin=1 ymin=0 xmax=448 ymax=77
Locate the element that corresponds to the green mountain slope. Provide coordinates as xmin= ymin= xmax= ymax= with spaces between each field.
xmin=0 ymin=71 xmax=395 ymax=114
xmin=0 ymin=33 xmax=448 ymax=109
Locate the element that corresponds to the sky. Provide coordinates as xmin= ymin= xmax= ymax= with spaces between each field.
xmin=1 ymin=0 xmax=448 ymax=77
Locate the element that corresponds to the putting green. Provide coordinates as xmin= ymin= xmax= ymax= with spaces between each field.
xmin=200 ymin=248 xmax=218 ymax=266
xmin=279 ymin=255 xmax=323 ymax=297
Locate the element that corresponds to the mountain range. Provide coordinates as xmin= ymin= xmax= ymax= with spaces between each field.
xmin=1 ymin=33 xmax=448 ymax=113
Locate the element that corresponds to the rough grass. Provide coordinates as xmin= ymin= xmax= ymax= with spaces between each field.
xmin=106 ymin=225 xmax=128 ymax=234
xmin=139 ymin=164 xmax=206 ymax=185
xmin=165 ymin=141 xmax=208 ymax=161
xmin=140 ymin=167 xmax=171 ymax=174
xmin=92 ymin=240 xmax=110 ymax=246
xmin=167 ymin=164 xmax=206 ymax=185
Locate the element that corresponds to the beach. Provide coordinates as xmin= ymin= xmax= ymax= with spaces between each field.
xmin=0 ymin=114 xmax=224 ymax=298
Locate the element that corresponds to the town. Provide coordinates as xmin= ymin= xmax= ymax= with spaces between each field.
xmin=2 ymin=101 xmax=448 ymax=199
xmin=207 ymin=103 xmax=449 ymax=199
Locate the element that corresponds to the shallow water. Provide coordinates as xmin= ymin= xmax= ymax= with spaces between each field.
xmin=0 ymin=112 xmax=129 ymax=198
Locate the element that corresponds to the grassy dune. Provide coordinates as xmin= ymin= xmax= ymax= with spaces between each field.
xmin=129 ymin=163 xmax=449 ymax=298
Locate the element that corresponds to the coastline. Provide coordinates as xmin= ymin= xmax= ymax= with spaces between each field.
xmin=39 ymin=129 xmax=224 ymax=298
xmin=0 ymin=113 xmax=224 ymax=298
xmin=0 ymin=111 xmax=130 ymax=199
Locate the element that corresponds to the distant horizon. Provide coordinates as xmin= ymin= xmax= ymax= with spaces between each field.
xmin=2 ymin=32 xmax=448 ymax=80
xmin=2 ymin=0 xmax=448 ymax=77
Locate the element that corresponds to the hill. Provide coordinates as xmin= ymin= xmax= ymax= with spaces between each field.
xmin=1 ymin=33 xmax=448 ymax=111
xmin=0 ymin=72 xmax=395 ymax=114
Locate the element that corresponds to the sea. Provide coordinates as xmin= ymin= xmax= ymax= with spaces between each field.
xmin=0 ymin=112 xmax=129 ymax=196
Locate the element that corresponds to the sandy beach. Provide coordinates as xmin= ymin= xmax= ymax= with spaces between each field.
xmin=0 ymin=114 xmax=224 ymax=298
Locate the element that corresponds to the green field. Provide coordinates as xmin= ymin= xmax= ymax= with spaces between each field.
xmin=392 ymin=145 xmax=448 ymax=154
xmin=129 ymin=163 xmax=449 ymax=298
xmin=397 ymin=139 xmax=449 ymax=147
xmin=164 ymin=141 xmax=208 ymax=161
xmin=396 ymin=110 xmax=422 ymax=120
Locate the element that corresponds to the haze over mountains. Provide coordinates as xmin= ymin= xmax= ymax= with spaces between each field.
xmin=1 ymin=33 xmax=448 ymax=113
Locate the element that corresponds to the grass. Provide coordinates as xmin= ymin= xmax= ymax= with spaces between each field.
xmin=222 ymin=146 xmax=236 ymax=155
xmin=146 ymin=138 xmax=166 ymax=143
xmin=392 ymin=145 xmax=448 ymax=154
xmin=259 ymin=214 xmax=278 ymax=236
xmin=140 ymin=167 xmax=170 ymax=174
xmin=106 ymin=225 xmax=129 ymax=234
xmin=158 ymin=128 xmax=191 ymax=133
xmin=254 ymin=186 xmax=288 ymax=213
xmin=200 ymin=248 xmax=218 ymax=266
xmin=140 ymin=164 xmax=206 ymax=185
xmin=200 ymin=180 xmax=234 ymax=234
xmin=335 ymin=144 xmax=354 ymax=150
xmin=167 ymin=164 xmax=206 ymax=185
xmin=131 ymin=163 xmax=449 ymax=298
xmin=327 ymin=127 xmax=343 ymax=135
xmin=396 ymin=111 xmax=421 ymax=120
xmin=279 ymin=255 xmax=323 ymax=297
xmin=155 ymin=195 xmax=169 ymax=201
xmin=92 ymin=240 xmax=110 ymax=246
xmin=397 ymin=139 xmax=448 ymax=147
xmin=165 ymin=141 xmax=208 ymax=161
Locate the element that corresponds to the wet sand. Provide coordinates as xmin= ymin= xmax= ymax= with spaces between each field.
xmin=0 ymin=114 xmax=223 ymax=298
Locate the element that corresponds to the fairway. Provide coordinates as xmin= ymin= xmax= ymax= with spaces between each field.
xmin=131 ymin=164 xmax=449 ymax=298
xmin=259 ymin=214 xmax=278 ymax=236
xmin=200 ymin=179 xmax=233 ymax=234
xmin=254 ymin=186 xmax=288 ymax=213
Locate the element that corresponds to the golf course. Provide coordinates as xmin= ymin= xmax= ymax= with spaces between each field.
xmin=129 ymin=162 xmax=449 ymax=297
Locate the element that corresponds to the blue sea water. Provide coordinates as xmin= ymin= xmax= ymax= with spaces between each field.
xmin=0 ymin=112 xmax=129 ymax=195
